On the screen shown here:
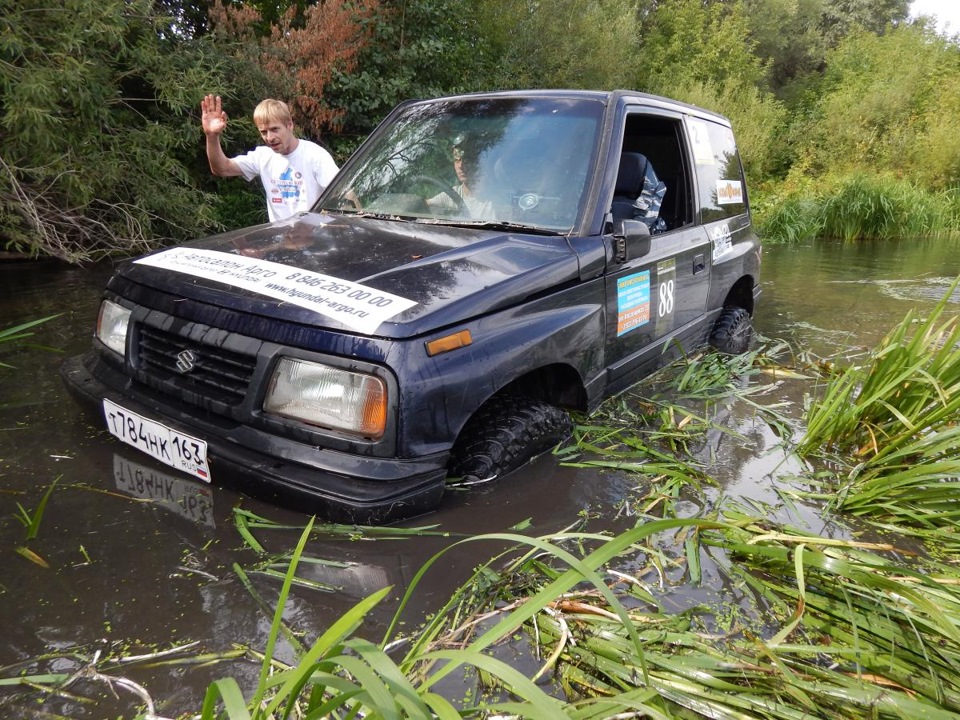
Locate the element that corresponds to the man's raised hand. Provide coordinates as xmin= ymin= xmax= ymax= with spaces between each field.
xmin=201 ymin=94 xmax=228 ymax=135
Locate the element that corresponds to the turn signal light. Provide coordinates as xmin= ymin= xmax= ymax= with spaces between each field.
xmin=425 ymin=330 xmax=472 ymax=357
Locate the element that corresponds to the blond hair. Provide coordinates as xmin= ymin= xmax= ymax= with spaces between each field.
xmin=253 ymin=99 xmax=293 ymax=127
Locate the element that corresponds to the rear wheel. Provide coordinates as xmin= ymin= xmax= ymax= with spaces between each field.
xmin=448 ymin=395 xmax=572 ymax=485
xmin=710 ymin=306 xmax=752 ymax=354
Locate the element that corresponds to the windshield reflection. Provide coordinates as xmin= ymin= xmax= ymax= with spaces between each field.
xmin=320 ymin=97 xmax=604 ymax=232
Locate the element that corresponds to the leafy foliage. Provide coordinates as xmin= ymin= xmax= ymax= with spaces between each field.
xmin=209 ymin=0 xmax=378 ymax=141
xmin=638 ymin=0 xmax=767 ymax=95
xmin=323 ymin=0 xmax=489 ymax=156
xmin=744 ymin=0 xmax=911 ymax=97
xmin=473 ymin=0 xmax=640 ymax=90
xmin=634 ymin=0 xmax=787 ymax=181
xmin=0 ymin=0 xmax=954 ymax=260
xmin=0 ymin=0 xmax=226 ymax=261
xmin=805 ymin=26 xmax=960 ymax=181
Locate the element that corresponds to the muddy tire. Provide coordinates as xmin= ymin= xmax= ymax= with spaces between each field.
xmin=710 ymin=306 xmax=752 ymax=355
xmin=448 ymin=395 xmax=572 ymax=484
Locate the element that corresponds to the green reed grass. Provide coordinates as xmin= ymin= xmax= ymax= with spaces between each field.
xmin=194 ymin=509 xmax=960 ymax=719
xmin=820 ymin=173 xmax=945 ymax=241
xmin=12 ymin=476 xmax=61 ymax=568
xmin=188 ymin=289 xmax=960 ymax=718
xmin=563 ymin=344 xmax=793 ymax=478
xmin=756 ymin=173 xmax=960 ymax=242
xmin=754 ymin=192 xmax=824 ymax=243
xmin=797 ymin=276 xmax=960 ymax=526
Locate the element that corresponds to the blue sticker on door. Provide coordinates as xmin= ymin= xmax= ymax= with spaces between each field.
xmin=616 ymin=271 xmax=650 ymax=336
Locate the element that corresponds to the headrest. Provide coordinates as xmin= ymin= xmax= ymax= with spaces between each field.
xmin=615 ymin=152 xmax=649 ymax=195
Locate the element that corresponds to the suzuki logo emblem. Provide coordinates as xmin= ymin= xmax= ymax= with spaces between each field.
xmin=176 ymin=349 xmax=197 ymax=374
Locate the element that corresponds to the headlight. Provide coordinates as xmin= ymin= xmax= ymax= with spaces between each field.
xmin=263 ymin=358 xmax=387 ymax=438
xmin=96 ymin=300 xmax=131 ymax=357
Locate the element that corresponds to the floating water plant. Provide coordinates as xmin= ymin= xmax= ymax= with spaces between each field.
xmin=13 ymin=476 xmax=60 ymax=568
xmin=0 ymin=314 xmax=60 ymax=369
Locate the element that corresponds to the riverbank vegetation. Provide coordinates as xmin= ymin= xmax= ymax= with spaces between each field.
xmin=3 ymin=0 xmax=960 ymax=260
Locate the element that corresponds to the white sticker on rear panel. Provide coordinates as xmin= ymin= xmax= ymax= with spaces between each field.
xmin=688 ymin=119 xmax=715 ymax=165
xmin=711 ymin=223 xmax=733 ymax=262
xmin=134 ymin=248 xmax=417 ymax=335
xmin=716 ymin=179 xmax=743 ymax=205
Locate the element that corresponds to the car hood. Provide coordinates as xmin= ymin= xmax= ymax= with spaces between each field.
xmin=115 ymin=212 xmax=585 ymax=338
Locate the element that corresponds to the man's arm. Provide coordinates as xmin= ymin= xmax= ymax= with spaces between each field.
xmin=201 ymin=94 xmax=244 ymax=178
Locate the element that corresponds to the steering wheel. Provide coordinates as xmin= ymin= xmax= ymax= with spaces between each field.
xmin=411 ymin=175 xmax=469 ymax=214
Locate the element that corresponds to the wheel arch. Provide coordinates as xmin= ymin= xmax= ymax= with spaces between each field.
xmin=444 ymin=362 xmax=586 ymax=466
xmin=721 ymin=274 xmax=756 ymax=314
xmin=499 ymin=362 xmax=588 ymax=412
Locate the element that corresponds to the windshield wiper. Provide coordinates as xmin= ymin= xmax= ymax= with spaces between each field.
xmin=419 ymin=219 xmax=563 ymax=236
xmin=339 ymin=210 xmax=419 ymax=222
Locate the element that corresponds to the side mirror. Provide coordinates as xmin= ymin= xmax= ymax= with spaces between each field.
xmin=613 ymin=219 xmax=652 ymax=263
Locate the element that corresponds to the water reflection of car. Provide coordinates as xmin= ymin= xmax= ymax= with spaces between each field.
xmin=62 ymin=90 xmax=760 ymax=523
xmin=113 ymin=454 xmax=216 ymax=527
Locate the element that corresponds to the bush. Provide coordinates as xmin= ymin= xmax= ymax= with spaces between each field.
xmin=752 ymin=190 xmax=823 ymax=243
xmin=0 ymin=0 xmax=228 ymax=262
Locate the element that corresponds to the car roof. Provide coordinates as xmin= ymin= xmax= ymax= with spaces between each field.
xmin=399 ymin=89 xmax=732 ymax=127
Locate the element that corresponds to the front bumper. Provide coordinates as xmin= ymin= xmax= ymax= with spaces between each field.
xmin=61 ymin=353 xmax=447 ymax=524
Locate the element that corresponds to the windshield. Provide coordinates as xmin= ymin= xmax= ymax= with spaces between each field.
xmin=319 ymin=96 xmax=604 ymax=232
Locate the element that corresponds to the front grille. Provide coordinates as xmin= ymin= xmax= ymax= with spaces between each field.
xmin=136 ymin=324 xmax=257 ymax=406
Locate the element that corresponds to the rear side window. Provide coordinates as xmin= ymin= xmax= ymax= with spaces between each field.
xmin=687 ymin=119 xmax=747 ymax=224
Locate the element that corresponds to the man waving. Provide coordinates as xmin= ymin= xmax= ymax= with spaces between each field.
xmin=201 ymin=94 xmax=339 ymax=222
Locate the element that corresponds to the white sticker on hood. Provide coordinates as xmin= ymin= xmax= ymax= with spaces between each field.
xmin=134 ymin=248 xmax=417 ymax=335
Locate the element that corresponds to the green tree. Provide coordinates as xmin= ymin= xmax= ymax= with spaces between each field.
xmin=474 ymin=0 xmax=641 ymax=90
xmin=322 ymin=0 xmax=490 ymax=155
xmin=638 ymin=0 xmax=767 ymax=94
xmin=636 ymin=0 xmax=786 ymax=182
xmin=743 ymin=0 xmax=911 ymax=97
xmin=799 ymin=24 xmax=960 ymax=186
xmin=0 ymin=0 xmax=227 ymax=261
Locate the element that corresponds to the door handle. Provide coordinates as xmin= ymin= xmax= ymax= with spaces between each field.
xmin=693 ymin=254 xmax=705 ymax=274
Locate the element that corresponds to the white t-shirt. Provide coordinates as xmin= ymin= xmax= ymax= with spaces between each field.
xmin=233 ymin=140 xmax=339 ymax=222
xmin=428 ymin=183 xmax=495 ymax=220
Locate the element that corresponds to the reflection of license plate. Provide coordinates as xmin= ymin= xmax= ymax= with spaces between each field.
xmin=102 ymin=399 xmax=211 ymax=483
xmin=113 ymin=455 xmax=215 ymax=527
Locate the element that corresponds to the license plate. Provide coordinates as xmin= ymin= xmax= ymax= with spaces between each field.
xmin=102 ymin=399 xmax=211 ymax=483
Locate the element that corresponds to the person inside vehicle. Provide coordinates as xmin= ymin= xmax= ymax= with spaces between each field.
xmin=201 ymin=94 xmax=340 ymax=223
xmin=427 ymin=136 xmax=494 ymax=219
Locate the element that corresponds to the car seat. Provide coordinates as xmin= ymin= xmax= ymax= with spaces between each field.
xmin=611 ymin=152 xmax=668 ymax=233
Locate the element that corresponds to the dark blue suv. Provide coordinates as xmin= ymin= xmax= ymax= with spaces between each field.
xmin=62 ymin=90 xmax=760 ymax=523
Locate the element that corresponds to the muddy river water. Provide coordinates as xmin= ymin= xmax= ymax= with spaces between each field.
xmin=2 ymin=238 xmax=959 ymax=718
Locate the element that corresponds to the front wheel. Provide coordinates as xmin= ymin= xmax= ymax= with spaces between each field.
xmin=710 ymin=306 xmax=752 ymax=354
xmin=448 ymin=395 xmax=572 ymax=485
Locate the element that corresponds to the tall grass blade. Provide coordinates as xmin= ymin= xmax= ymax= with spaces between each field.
xmin=201 ymin=677 xmax=252 ymax=720
xmin=252 ymin=517 xmax=314 ymax=713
